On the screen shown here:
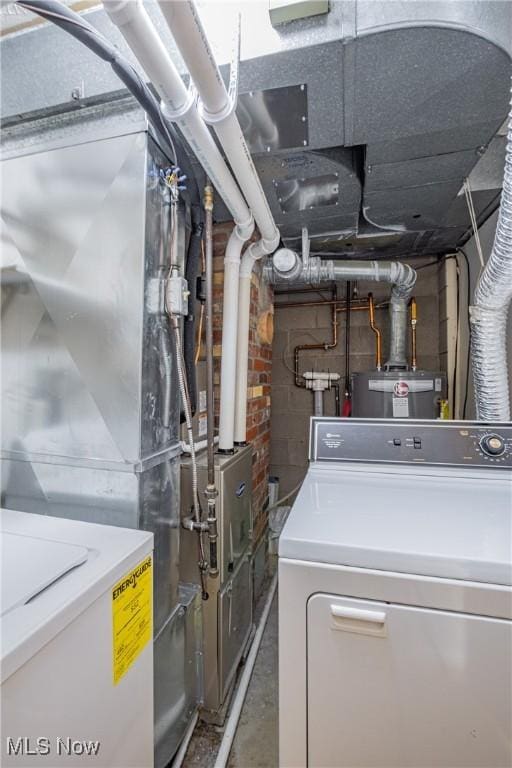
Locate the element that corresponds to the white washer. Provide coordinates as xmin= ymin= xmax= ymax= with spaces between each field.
xmin=279 ymin=418 xmax=512 ymax=768
xmin=1 ymin=509 xmax=154 ymax=767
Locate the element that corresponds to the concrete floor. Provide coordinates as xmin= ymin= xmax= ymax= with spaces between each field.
xmin=182 ymin=584 xmax=279 ymax=768
xmin=227 ymin=593 xmax=278 ymax=768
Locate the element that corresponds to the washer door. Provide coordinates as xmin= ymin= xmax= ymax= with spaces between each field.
xmin=307 ymin=593 xmax=512 ymax=768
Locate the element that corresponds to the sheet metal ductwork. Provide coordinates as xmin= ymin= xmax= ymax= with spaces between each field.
xmin=266 ymin=254 xmax=416 ymax=369
xmin=233 ymin=4 xmax=512 ymax=257
xmin=1 ymin=2 xmax=510 ymax=259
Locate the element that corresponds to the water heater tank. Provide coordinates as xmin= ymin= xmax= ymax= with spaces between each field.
xmin=351 ymin=371 xmax=447 ymax=419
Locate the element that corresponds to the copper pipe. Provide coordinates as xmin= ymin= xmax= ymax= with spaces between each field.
xmin=274 ymin=286 xmax=332 ymax=296
xmin=410 ymin=297 xmax=418 ymax=371
xmin=276 ymin=298 xmax=387 ymax=310
xmin=287 ymin=294 xmax=388 ymax=387
xmin=368 ymin=293 xmax=382 ymax=371
xmin=294 ymin=288 xmax=339 ymax=387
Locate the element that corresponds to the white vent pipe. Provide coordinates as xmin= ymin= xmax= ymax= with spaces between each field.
xmin=470 ymin=84 xmax=512 ymax=421
xmin=234 ymin=238 xmax=279 ymax=443
xmin=158 ymin=0 xmax=280 ymax=448
xmin=157 ymin=0 xmax=280 ymax=252
xmin=234 ymin=250 xmax=257 ymax=444
xmin=103 ymin=0 xmax=255 ymax=452
xmin=265 ymin=253 xmax=417 ymax=370
xmin=103 ymin=1 xmax=252 ymax=235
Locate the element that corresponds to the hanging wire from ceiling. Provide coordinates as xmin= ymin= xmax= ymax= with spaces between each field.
xmin=463 ymin=177 xmax=485 ymax=270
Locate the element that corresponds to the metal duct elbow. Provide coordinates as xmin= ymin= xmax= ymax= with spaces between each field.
xmin=266 ymin=254 xmax=416 ymax=369
xmin=470 ymin=86 xmax=512 ymax=421
xmin=386 ymin=262 xmax=417 ymax=370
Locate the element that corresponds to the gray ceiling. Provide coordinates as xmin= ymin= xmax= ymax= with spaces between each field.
xmin=1 ymin=0 xmax=511 ymax=259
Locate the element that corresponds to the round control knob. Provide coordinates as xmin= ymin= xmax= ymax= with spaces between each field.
xmin=480 ymin=434 xmax=506 ymax=456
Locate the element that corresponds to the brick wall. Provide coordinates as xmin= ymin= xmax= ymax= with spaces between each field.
xmin=270 ymin=260 xmax=442 ymax=495
xmin=212 ymin=222 xmax=273 ymax=542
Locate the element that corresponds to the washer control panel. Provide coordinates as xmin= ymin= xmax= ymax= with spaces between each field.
xmin=310 ymin=418 xmax=512 ymax=469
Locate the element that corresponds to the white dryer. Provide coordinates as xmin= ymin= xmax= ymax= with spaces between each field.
xmin=1 ymin=509 xmax=154 ymax=767
xmin=279 ymin=418 xmax=512 ymax=768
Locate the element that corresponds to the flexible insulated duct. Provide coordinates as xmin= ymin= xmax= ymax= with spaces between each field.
xmin=265 ymin=255 xmax=416 ymax=369
xmin=470 ymin=85 xmax=512 ymax=421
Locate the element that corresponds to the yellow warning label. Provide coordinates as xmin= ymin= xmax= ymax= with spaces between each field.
xmin=112 ymin=556 xmax=152 ymax=685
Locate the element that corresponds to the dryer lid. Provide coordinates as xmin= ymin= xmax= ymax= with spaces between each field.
xmin=279 ymin=465 xmax=512 ymax=585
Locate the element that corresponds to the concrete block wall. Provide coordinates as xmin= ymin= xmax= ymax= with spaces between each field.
xmin=212 ymin=222 xmax=273 ymax=542
xmin=270 ymin=259 xmax=442 ymax=495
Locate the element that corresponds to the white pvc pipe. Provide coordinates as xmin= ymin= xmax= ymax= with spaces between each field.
xmin=233 ymin=251 xmax=256 ymax=444
xmin=171 ymin=711 xmax=198 ymax=768
xmin=157 ymin=0 xmax=280 ymax=252
xmin=157 ymin=1 xmax=227 ymax=116
xmin=103 ymin=0 xmax=255 ymax=452
xmin=233 ymin=239 xmax=272 ymax=443
xmin=102 ymin=0 xmax=253 ymax=232
xmin=218 ymin=227 xmax=247 ymax=451
xmin=214 ymin=573 xmax=278 ymax=768
xmin=158 ymin=0 xmax=281 ymax=448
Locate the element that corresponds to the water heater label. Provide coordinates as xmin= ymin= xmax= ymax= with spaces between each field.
xmin=392 ymin=396 xmax=409 ymax=418
xmin=393 ymin=381 xmax=409 ymax=398
xmin=112 ymin=556 xmax=152 ymax=685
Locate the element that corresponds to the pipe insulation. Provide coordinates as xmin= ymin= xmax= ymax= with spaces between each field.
xmin=470 ymin=83 xmax=512 ymax=421
xmin=265 ymin=255 xmax=416 ymax=369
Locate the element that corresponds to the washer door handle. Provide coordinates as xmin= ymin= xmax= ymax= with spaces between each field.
xmin=330 ymin=604 xmax=387 ymax=637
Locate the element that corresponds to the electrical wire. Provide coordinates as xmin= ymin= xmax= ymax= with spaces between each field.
xmin=194 ymin=240 xmax=207 ymax=364
xmin=413 ymin=258 xmax=442 ymax=271
xmin=171 ymin=314 xmax=208 ymax=600
xmin=463 ymin=178 xmax=485 ymax=271
xmin=16 ymin=0 xmax=178 ymax=163
xmin=194 ymin=303 xmax=205 ymax=364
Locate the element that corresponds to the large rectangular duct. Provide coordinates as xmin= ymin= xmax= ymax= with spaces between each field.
xmin=2 ymin=2 xmax=510 ymax=259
